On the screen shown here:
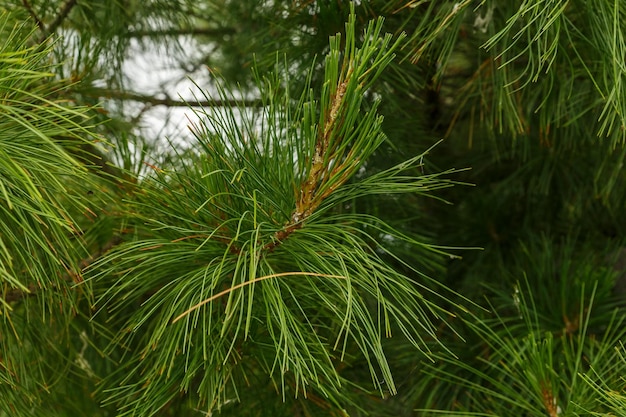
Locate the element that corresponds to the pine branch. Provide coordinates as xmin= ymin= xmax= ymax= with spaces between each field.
xmin=266 ymin=75 xmax=351 ymax=252
xmin=37 ymin=0 xmax=77 ymax=43
xmin=297 ymin=77 xmax=350 ymax=217
xmin=21 ymin=0 xmax=45 ymax=30
xmin=83 ymin=13 xmax=454 ymax=413
xmin=84 ymin=88 xmax=263 ymax=108
xmin=126 ymin=27 xmax=236 ymax=38
xmin=541 ymin=383 xmax=559 ymax=417
xmin=263 ymin=16 xmax=403 ymax=253
xmin=2 ymin=234 xmax=124 ymax=305
xmin=3 ymin=284 xmax=37 ymax=304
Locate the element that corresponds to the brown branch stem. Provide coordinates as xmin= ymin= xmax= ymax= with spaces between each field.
xmin=84 ymin=88 xmax=263 ymax=108
xmin=3 ymin=284 xmax=37 ymax=304
xmin=541 ymin=383 xmax=559 ymax=417
xmin=265 ymin=72 xmax=353 ymax=252
xmin=126 ymin=27 xmax=236 ymax=38
xmin=21 ymin=0 xmax=45 ymax=31
xmin=37 ymin=0 xmax=78 ymax=43
xmin=2 ymin=234 xmax=124 ymax=306
xmin=294 ymin=79 xmax=348 ymax=220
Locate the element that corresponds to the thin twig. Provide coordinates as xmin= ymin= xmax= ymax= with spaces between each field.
xmin=37 ymin=0 xmax=78 ymax=43
xmin=85 ymin=88 xmax=263 ymax=108
xmin=3 ymin=234 xmax=124 ymax=305
xmin=126 ymin=27 xmax=236 ymax=38
xmin=79 ymin=235 xmax=124 ymax=269
xmin=3 ymin=284 xmax=37 ymax=304
xmin=171 ymin=271 xmax=346 ymax=323
xmin=21 ymin=0 xmax=45 ymax=31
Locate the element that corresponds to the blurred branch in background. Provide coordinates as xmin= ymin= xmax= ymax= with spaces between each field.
xmin=83 ymin=87 xmax=263 ymax=108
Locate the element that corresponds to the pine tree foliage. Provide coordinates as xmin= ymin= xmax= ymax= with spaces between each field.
xmin=0 ymin=15 xmax=104 ymax=415
xmin=84 ymin=15 xmax=459 ymax=416
xmin=2 ymin=1 xmax=626 ymax=416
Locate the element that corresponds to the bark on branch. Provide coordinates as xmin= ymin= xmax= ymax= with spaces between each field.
xmin=2 ymin=235 xmax=124 ymax=306
xmin=265 ymin=71 xmax=353 ymax=252
xmin=126 ymin=27 xmax=237 ymax=38
xmin=37 ymin=0 xmax=78 ymax=43
xmin=21 ymin=0 xmax=45 ymax=30
xmin=85 ymin=88 xmax=263 ymax=108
